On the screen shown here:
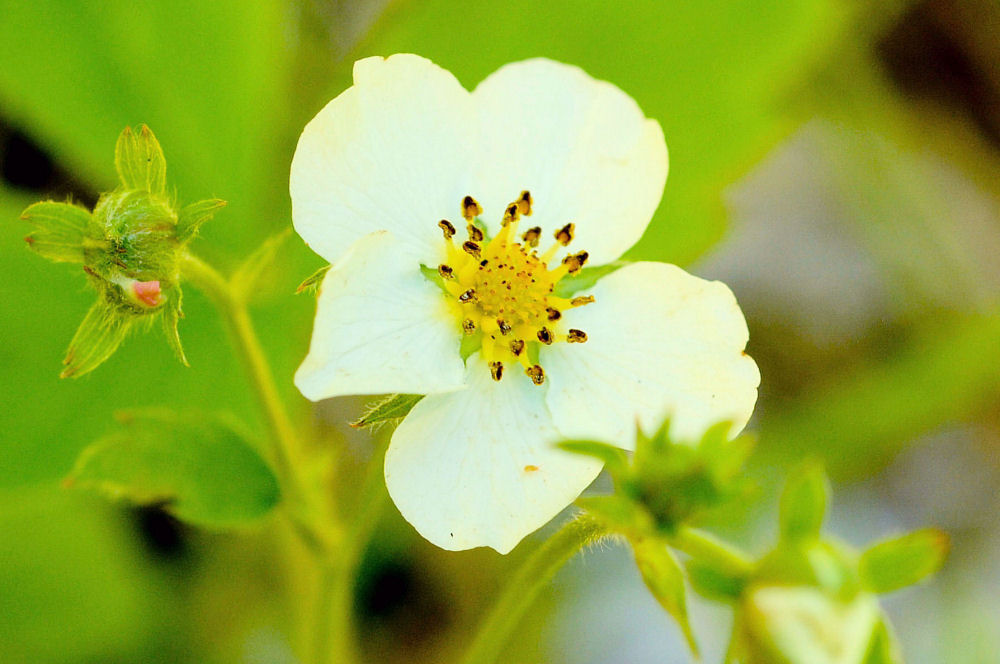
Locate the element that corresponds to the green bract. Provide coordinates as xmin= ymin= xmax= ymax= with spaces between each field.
xmin=20 ymin=125 xmax=225 ymax=377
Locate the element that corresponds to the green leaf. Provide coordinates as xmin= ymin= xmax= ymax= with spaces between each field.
xmin=558 ymin=439 xmax=629 ymax=478
xmin=114 ymin=125 xmax=166 ymax=195
xmin=296 ymin=263 xmax=331 ymax=294
xmin=575 ymin=495 xmax=652 ymax=537
xmin=633 ymin=538 xmax=699 ymax=656
xmin=686 ymin=557 xmax=746 ymax=602
xmin=351 ymin=394 xmax=424 ymax=430
xmin=779 ymin=461 xmax=829 ymax=541
xmin=66 ymin=409 xmax=280 ymax=528
xmin=20 ymin=200 xmax=94 ymax=263
xmin=177 ymin=198 xmax=227 ymax=242
xmin=859 ymin=528 xmax=949 ymax=594
xmin=231 ymin=227 xmax=291 ymax=302
xmin=62 ymin=302 xmax=134 ymax=379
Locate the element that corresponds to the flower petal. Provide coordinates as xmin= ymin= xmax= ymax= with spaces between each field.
xmin=542 ymin=262 xmax=760 ymax=447
xmin=472 ymin=59 xmax=667 ymax=265
xmin=295 ymin=231 xmax=465 ymax=401
xmin=290 ymin=54 xmax=474 ymax=265
xmin=385 ymin=355 xmax=603 ymax=553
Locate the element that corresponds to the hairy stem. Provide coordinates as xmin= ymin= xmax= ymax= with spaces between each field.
xmin=460 ymin=516 xmax=608 ymax=664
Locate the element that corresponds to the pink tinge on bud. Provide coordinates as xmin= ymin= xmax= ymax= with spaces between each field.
xmin=132 ymin=280 xmax=162 ymax=307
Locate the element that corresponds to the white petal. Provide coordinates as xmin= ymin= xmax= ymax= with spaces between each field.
xmin=385 ymin=355 xmax=603 ymax=553
xmin=295 ymin=231 xmax=465 ymax=401
xmin=472 ymin=59 xmax=668 ymax=265
xmin=290 ymin=54 xmax=474 ymax=265
xmin=542 ymin=262 xmax=760 ymax=447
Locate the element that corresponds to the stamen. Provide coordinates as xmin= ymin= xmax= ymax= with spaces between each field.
xmin=522 ymin=226 xmax=541 ymax=247
xmin=526 ymin=365 xmax=545 ymax=385
xmin=438 ymin=219 xmax=456 ymax=239
xmin=438 ymin=264 xmax=454 ymax=279
xmin=567 ymin=329 xmax=588 ymax=343
xmin=489 ymin=361 xmax=504 ymax=381
xmin=462 ymin=241 xmax=482 ymax=258
xmin=517 ymin=190 xmax=533 ymax=216
xmin=462 ymin=196 xmax=483 ymax=221
xmin=570 ymin=295 xmax=595 ymax=307
xmin=554 ymin=223 xmax=575 ymax=246
xmin=561 ymin=250 xmax=589 ymax=274
xmin=509 ymin=339 xmax=525 ymax=356
xmin=497 ymin=319 xmax=512 ymax=335
xmin=467 ymin=224 xmax=484 ymax=242
xmin=502 ymin=203 xmax=520 ymax=227
xmin=537 ymin=327 xmax=553 ymax=345
xmin=462 ymin=319 xmax=477 ymax=334
xmin=546 ymin=307 xmax=562 ymax=321
xmin=458 ymin=289 xmax=477 ymax=303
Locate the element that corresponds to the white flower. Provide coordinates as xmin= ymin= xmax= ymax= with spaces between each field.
xmin=291 ymin=54 xmax=760 ymax=553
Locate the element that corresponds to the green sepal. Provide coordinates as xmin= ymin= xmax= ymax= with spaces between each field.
xmin=177 ymin=198 xmax=227 ymax=242
xmin=21 ymin=200 xmax=95 ymax=263
xmin=779 ymin=461 xmax=830 ymax=542
xmin=575 ymin=495 xmax=651 ymax=537
xmin=558 ymin=439 xmax=630 ymax=478
xmin=161 ymin=295 xmax=187 ymax=366
xmin=863 ymin=617 xmax=903 ymax=664
xmin=859 ymin=528 xmax=949 ymax=594
xmin=231 ymin=228 xmax=291 ymax=302
xmin=61 ymin=301 xmax=134 ymax=378
xmin=351 ymin=394 xmax=424 ymax=430
xmin=755 ymin=539 xmax=860 ymax=599
xmin=686 ymin=556 xmax=747 ymax=602
xmin=114 ymin=125 xmax=167 ymax=196
xmin=66 ymin=409 xmax=280 ymax=528
xmin=296 ymin=263 xmax=331 ymax=294
xmin=552 ymin=260 xmax=629 ymax=297
xmin=632 ymin=537 xmax=699 ymax=657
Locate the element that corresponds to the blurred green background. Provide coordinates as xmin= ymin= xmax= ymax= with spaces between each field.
xmin=1 ymin=0 xmax=998 ymax=662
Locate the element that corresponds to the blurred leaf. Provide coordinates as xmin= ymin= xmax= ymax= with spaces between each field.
xmin=779 ymin=461 xmax=829 ymax=541
xmin=552 ymin=261 xmax=628 ymax=297
xmin=21 ymin=200 xmax=93 ymax=263
xmin=633 ymin=538 xmax=699 ymax=656
xmin=231 ymin=227 xmax=291 ymax=302
xmin=357 ymin=0 xmax=852 ymax=264
xmin=859 ymin=528 xmax=949 ymax=595
xmin=67 ymin=409 xmax=280 ymax=528
xmin=115 ymin=124 xmax=167 ymax=194
xmin=863 ymin=618 xmax=903 ymax=664
xmin=351 ymin=393 xmax=424 ymax=430
xmin=686 ymin=557 xmax=746 ymax=603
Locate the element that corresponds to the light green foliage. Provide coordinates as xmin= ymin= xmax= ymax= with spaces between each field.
xmin=231 ymin=228 xmax=292 ymax=302
xmin=296 ymin=263 xmax=332 ymax=295
xmin=351 ymin=393 xmax=425 ymax=430
xmin=686 ymin=556 xmax=746 ymax=602
xmin=779 ymin=461 xmax=830 ymax=541
xmin=177 ymin=198 xmax=227 ymax=242
xmin=633 ymin=538 xmax=699 ymax=655
xmin=859 ymin=529 xmax=950 ymax=595
xmin=67 ymin=409 xmax=280 ymax=528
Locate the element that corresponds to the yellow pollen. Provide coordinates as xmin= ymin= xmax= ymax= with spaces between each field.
xmin=436 ymin=193 xmax=594 ymax=384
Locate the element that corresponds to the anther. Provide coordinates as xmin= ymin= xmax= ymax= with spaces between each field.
xmin=467 ymin=224 xmax=484 ymax=242
xmin=462 ymin=196 xmax=482 ymax=221
xmin=517 ymin=190 xmax=533 ymax=216
xmin=554 ymin=223 xmax=575 ymax=246
xmin=438 ymin=219 xmax=456 ymax=239
xmin=489 ymin=361 xmax=504 ymax=381
xmin=497 ymin=319 xmax=512 ymax=335
xmin=509 ymin=339 xmax=525 ymax=356
xmin=570 ymin=295 xmax=595 ymax=307
xmin=546 ymin=307 xmax=562 ymax=321
xmin=537 ymin=327 xmax=553 ymax=345
xmin=438 ymin=264 xmax=454 ymax=279
xmin=462 ymin=319 xmax=476 ymax=334
xmin=458 ymin=289 xmax=477 ymax=303
xmin=502 ymin=203 xmax=520 ymax=226
xmin=567 ymin=329 xmax=588 ymax=343
xmin=462 ymin=241 xmax=481 ymax=258
xmin=526 ymin=365 xmax=545 ymax=385
xmin=522 ymin=226 xmax=541 ymax=247
xmin=562 ymin=250 xmax=589 ymax=273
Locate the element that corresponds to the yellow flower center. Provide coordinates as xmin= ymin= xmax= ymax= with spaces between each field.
xmin=435 ymin=192 xmax=593 ymax=385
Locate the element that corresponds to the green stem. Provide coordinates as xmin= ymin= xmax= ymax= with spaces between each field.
xmin=313 ymin=559 xmax=359 ymax=664
xmin=669 ymin=526 xmax=754 ymax=577
xmin=460 ymin=516 xmax=607 ymax=664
